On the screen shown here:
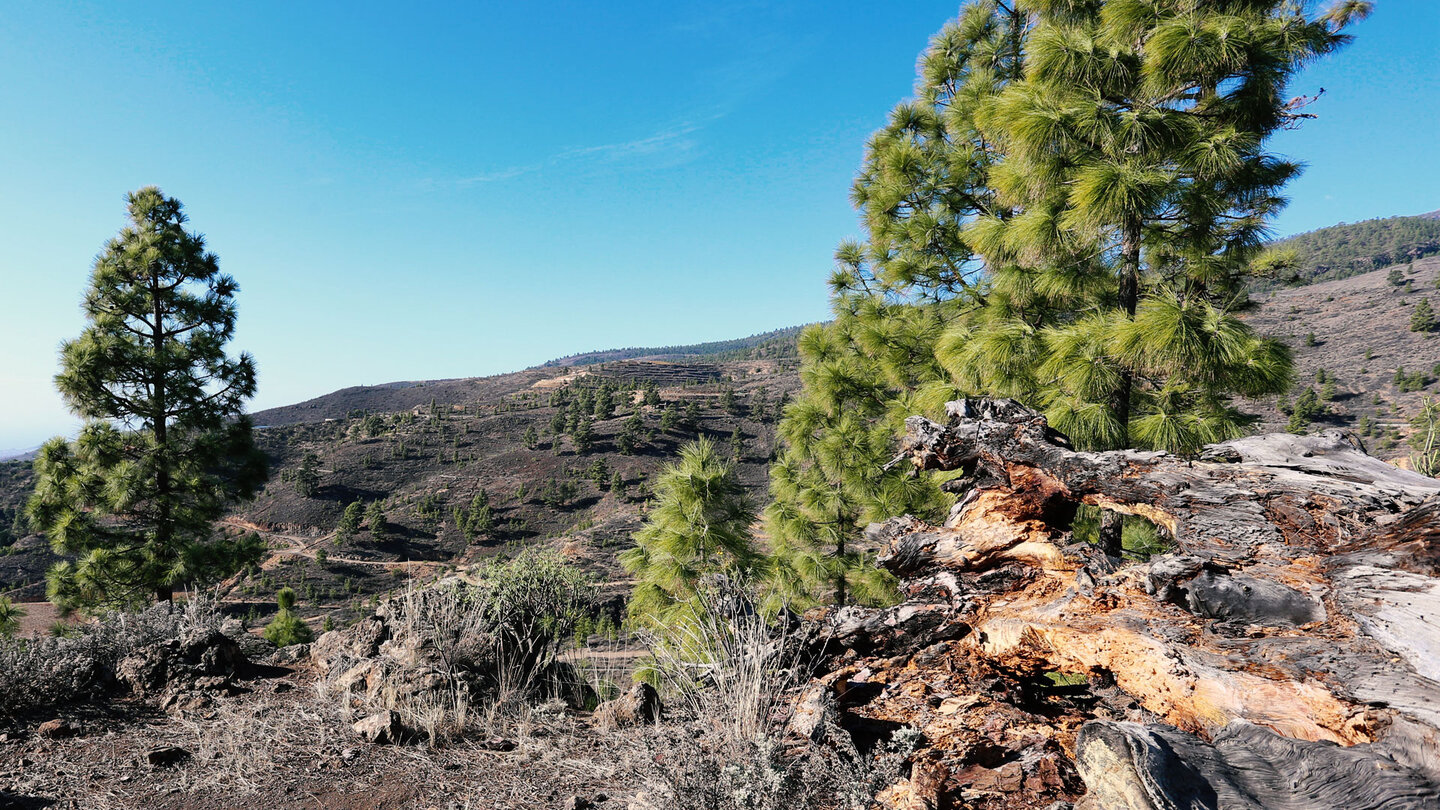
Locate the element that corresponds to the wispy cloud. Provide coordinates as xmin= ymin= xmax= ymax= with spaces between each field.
xmin=445 ymin=120 xmax=709 ymax=188
xmin=452 ymin=162 xmax=548 ymax=187
xmin=434 ymin=8 xmax=817 ymax=190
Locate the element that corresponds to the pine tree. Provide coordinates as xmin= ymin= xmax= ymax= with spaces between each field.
xmin=365 ymin=501 xmax=386 ymax=536
xmin=719 ymin=387 xmax=740 ymax=414
xmin=618 ymin=411 xmax=644 ymax=455
xmin=336 ymin=500 xmax=364 ymax=541
xmin=956 ymin=0 xmax=1356 ymax=454
xmin=1411 ymin=298 xmax=1436 ymax=333
xmin=586 ymin=458 xmax=611 ymax=487
xmin=522 ymin=426 xmax=539 ymax=449
xmin=728 ymin=426 xmax=746 ymax=461
xmin=621 ymin=439 xmax=757 ymax=629
xmin=571 ymin=418 xmax=595 ymax=454
xmin=263 ymin=587 xmax=313 ymax=647
xmin=28 ymin=187 xmax=268 ymax=611
xmin=766 ymin=0 xmax=1366 ymax=600
xmin=594 ymin=387 xmax=615 ymax=419
xmin=659 ymin=403 xmax=680 ymax=432
xmin=0 ymin=597 xmax=26 ymax=638
xmin=295 ymin=452 xmax=321 ymax=497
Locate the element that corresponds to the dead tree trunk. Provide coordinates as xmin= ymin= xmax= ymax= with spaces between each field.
xmin=799 ymin=399 xmax=1440 ymax=810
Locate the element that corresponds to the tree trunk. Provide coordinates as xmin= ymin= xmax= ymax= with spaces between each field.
xmin=1098 ymin=217 xmax=1143 ymax=555
xmin=797 ymin=398 xmax=1440 ymax=808
xmin=151 ymin=267 xmax=174 ymax=606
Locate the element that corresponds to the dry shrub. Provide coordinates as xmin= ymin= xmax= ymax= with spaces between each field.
xmin=320 ymin=549 xmax=598 ymax=744
xmin=0 ymin=592 xmax=223 ymax=720
xmin=635 ymin=578 xmax=916 ymax=810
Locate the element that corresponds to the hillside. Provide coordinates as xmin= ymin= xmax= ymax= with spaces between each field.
xmin=538 ymin=325 xmax=805 ymax=367
xmin=1262 ymin=212 xmax=1440 ymax=287
xmin=1242 ymin=254 xmax=1440 ymax=456
xmin=0 ymin=358 xmax=803 ymax=626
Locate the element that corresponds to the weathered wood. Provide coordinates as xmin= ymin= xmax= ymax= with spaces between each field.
xmin=801 ymin=399 xmax=1440 ymax=809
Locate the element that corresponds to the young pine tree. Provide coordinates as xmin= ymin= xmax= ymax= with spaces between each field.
xmin=28 ymin=188 xmax=268 ymax=612
xmin=336 ymin=500 xmax=364 ymax=541
xmin=365 ymin=501 xmax=386 ymax=536
xmin=0 ymin=597 xmax=26 ymax=638
xmin=621 ymin=439 xmax=757 ymax=629
xmin=571 ymin=418 xmax=595 ymax=454
xmin=1411 ymin=298 xmax=1436 ymax=333
xmin=263 ymin=587 xmax=313 ymax=647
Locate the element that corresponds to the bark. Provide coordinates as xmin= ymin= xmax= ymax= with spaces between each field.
xmin=800 ymin=398 xmax=1440 ymax=809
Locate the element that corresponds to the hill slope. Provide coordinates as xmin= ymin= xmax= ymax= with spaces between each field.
xmin=538 ymin=325 xmax=805 ymax=367
xmin=1264 ymin=213 xmax=1440 ymax=286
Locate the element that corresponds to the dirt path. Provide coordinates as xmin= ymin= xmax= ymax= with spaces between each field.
xmin=221 ymin=518 xmax=440 ymax=573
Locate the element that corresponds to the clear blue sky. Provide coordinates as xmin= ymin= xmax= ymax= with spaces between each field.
xmin=1 ymin=1 xmax=1436 ymax=453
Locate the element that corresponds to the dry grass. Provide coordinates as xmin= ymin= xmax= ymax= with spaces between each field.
xmin=631 ymin=578 xmax=916 ymax=810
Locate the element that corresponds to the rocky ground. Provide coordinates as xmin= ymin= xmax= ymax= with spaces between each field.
xmin=0 ymin=597 xmax=658 ymax=810
xmin=1 ymin=673 xmax=652 ymax=810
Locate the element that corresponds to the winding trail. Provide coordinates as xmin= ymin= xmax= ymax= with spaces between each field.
xmin=221 ymin=518 xmax=438 ymax=573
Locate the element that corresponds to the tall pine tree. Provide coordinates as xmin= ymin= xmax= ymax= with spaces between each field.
xmin=28 ymin=188 xmax=267 ymax=612
xmin=766 ymin=2 xmax=1026 ymax=608
xmin=767 ymin=0 xmax=1367 ymax=602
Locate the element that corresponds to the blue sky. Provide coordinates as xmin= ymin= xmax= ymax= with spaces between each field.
xmin=1 ymin=1 xmax=1436 ymax=453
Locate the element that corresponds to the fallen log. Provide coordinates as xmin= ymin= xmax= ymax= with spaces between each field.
xmin=803 ymin=399 xmax=1440 ymax=809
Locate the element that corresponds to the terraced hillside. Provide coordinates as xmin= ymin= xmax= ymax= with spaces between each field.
xmin=1243 ymin=254 xmax=1440 ymax=459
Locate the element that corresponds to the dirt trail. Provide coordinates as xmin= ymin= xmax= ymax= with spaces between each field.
xmin=221 ymin=518 xmax=439 ymax=573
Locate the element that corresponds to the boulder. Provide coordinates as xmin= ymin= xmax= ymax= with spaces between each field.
xmin=219 ymin=618 xmax=277 ymax=660
xmin=593 ymin=682 xmax=661 ymax=729
xmin=264 ymin=642 xmax=310 ymax=666
xmin=35 ymin=719 xmax=77 ymax=739
xmin=783 ymin=681 xmax=836 ymax=743
xmin=352 ymin=710 xmax=410 ymax=745
xmin=312 ymin=617 xmax=390 ymax=676
xmin=117 ymin=629 xmax=247 ymax=698
xmin=1074 ymin=720 xmax=1440 ymax=810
